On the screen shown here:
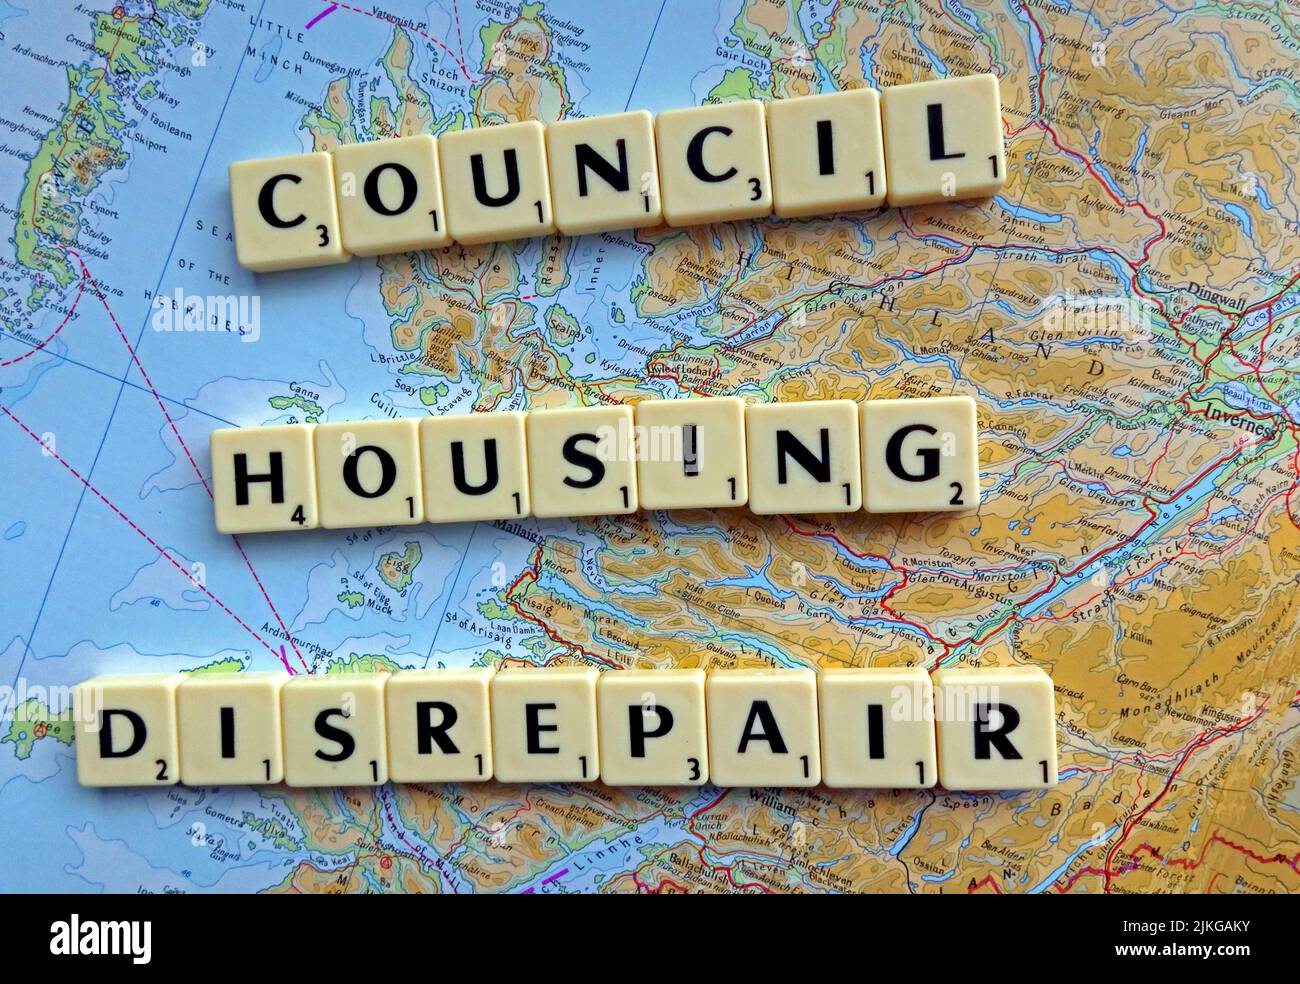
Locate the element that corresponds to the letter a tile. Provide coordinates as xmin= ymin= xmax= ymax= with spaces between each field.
xmin=706 ymin=669 xmax=820 ymax=787
xmin=178 ymin=672 xmax=287 ymax=786
xmin=547 ymin=111 xmax=662 ymax=235
xmin=655 ymin=101 xmax=772 ymax=226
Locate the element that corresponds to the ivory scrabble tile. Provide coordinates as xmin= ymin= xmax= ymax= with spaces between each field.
xmin=746 ymin=400 xmax=861 ymax=514
xmin=655 ymin=101 xmax=772 ymax=226
xmin=386 ymin=668 xmax=494 ymax=783
xmin=881 ymin=73 xmax=1006 ymax=207
xmin=419 ymin=411 xmax=529 ymax=523
xmin=547 ymin=111 xmax=662 ymax=236
xmin=211 ymin=424 xmax=319 ymax=534
xmin=438 ymin=120 xmax=555 ymax=244
xmin=597 ymin=669 xmax=708 ymax=786
xmin=817 ymin=668 xmax=936 ymax=789
xmin=861 ymin=396 xmax=979 ymax=513
xmin=706 ymin=669 xmax=820 ymax=787
xmin=526 ymin=405 xmax=638 ymax=518
xmin=281 ymin=674 xmax=389 ymax=787
xmin=178 ymin=672 xmax=287 ymax=786
xmin=73 ymin=675 xmax=183 ymax=787
xmin=313 ymin=418 xmax=424 ymax=529
xmin=491 ymin=667 xmax=599 ymax=783
xmin=229 ymin=153 xmax=350 ymax=272
xmin=766 ymin=89 xmax=887 ymax=218
xmin=333 ymin=135 xmax=450 ymax=256
xmin=933 ymin=666 xmax=1057 ymax=791
xmin=635 ymin=397 xmax=747 ymax=510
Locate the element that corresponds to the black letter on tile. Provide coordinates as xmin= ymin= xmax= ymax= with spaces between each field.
xmin=416 ymin=701 xmax=460 ymax=755
xmin=737 ymin=701 xmax=787 ymax=754
xmin=258 ymin=173 xmax=306 ymax=228
xmin=562 ymin=433 xmax=605 ymax=488
xmin=99 ymin=709 xmax=147 ymax=759
xmin=314 ymin=709 xmax=356 ymax=762
xmin=816 ymin=119 xmax=835 ymax=175
xmin=343 ymin=445 xmax=398 ymax=499
xmin=525 ymin=703 xmax=560 ymax=754
xmin=220 ymin=706 xmax=236 ymax=759
xmin=629 ymin=704 xmax=674 ymax=757
xmin=973 ymin=703 xmax=1022 ymax=760
xmin=451 ymin=439 xmax=500 ymax=496
xmin=686 ymin=126 xmax=737 ymax=182
xmin=233 ymin=451 xmax=285 ymax=506
xmin=364 ymin=162 xmax=418 ymax=216
xmin=776 ymin=428 xmax=831 ymax=484
xmin=926 ymin=104 xmax=965 ymax=161
xmin=575 ymin=139 xmax=629 ymax=196
xmin=867 ymin=703 xmax=885 ymax=760
xmin=470 ymin=149 xmax=522 ymax=207
xmin=884 ymin=423 xmax=940 ymax=482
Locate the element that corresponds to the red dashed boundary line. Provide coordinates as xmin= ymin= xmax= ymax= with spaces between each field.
xmin=321 ymin=1 xmax=483 ymax=82
xmin=0 ymin=403 xmax=289 ymax=664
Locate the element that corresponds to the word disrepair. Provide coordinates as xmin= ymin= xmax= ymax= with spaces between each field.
xmin=73 ymin=666 xmax=1057 ymax=791
xmin=230 ymin=75 xmax=1006 ymax=271
xmin=210 ymin=396 xmax=980 ymax=533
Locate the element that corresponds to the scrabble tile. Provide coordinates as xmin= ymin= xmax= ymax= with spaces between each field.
xmin=597 ymin=669 xmax=708 ymax=786
xmin=817 ymin=668 xmax=936 ymax=789
xmin=490 ymin=667 xmax=599 ymax=783
xmin=933 ymin=666 xmax=1057 ymax=791
xmin=655 ymin=101 xmax=772 ymax=226
xmin=419 ymin=411 xmax=529 ymax=523
xmin=881 ymin=73 xmax=1006 ymax=207
xmin=526 ymin=405 xmax=638 ymax=518
xmin=211 ymin=424 xmax=319 ymax=534
xmin=73 ymin=675 xmax=183 ymax=787
xmin=229 ymin=153 xmax=350 ymax=272
xmin=635 ymin=397 xmax=747 ymax=510
xmin=177 ymin=672 xmax=287 ymax=786
xmin=314 ymin=418 xmax=424 ymax=529
xmin=745 ymin=400 xmax=861 ymax=514
xmin=766 ymin=89 xmax=887 ymax=218
xmin=438 ymin=121 xmax=555 ymax=245
xmin=861 ymin=396 xmax=979 ymax=513
xmin=281 ymin=674 xmax=389 ymax=787
xmin=333 ymin=135 xmax=450 ymax=256
xmin=385 ymin=668 xmax=494 ymax=783
xmin=706 ymin=669 xmax=820 ymax=787
xmin=547 ymin=111 xmax=662 ymax=236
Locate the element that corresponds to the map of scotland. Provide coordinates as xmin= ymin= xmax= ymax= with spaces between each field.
xmin=0 ymin=0 xmax=1297 ymax=893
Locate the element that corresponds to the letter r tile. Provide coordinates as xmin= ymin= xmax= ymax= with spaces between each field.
xmin=933 ymin=666 xmax=1057 ymax=791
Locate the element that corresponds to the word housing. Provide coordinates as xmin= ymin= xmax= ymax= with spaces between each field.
xmin=208 ymin=395 xmax=981 ymax=534
xmin=73 ymin=666 xmax=1058 ymax=791
xmin=229 ymin=75 xmax=1006 ymax=271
